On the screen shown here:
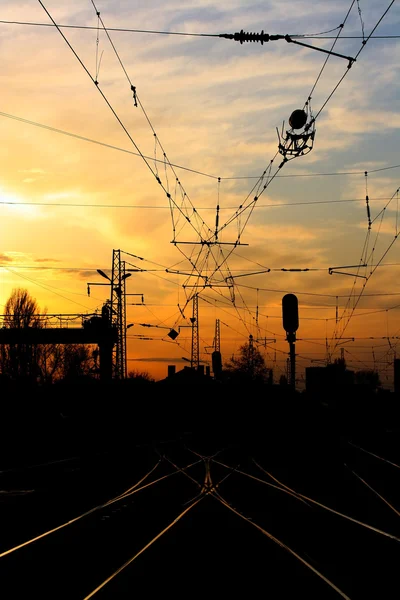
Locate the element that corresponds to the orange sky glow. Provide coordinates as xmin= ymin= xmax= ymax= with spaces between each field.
xmin=1 ymin=1 xmax=400 ymax=388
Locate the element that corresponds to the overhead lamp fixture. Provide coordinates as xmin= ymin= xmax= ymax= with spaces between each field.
xmin=97 ymin=269 xmax=111 ymax=281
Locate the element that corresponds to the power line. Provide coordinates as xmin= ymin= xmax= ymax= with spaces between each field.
xmin=3 ymin=267 xmax=94 ymax=310
xmin=0 ymin=20 xmax=398 ymax=39
xmin=28 ymin=1 xmax=337 ymax=311
xmin=3 ymin=263 xmax=400 ymax=274
xmin=2 ymin=111 xmax=399 ymax=181
xmin=313 ymin=0 xmax=396 ymax=121
xmin=2 ymin=196 xmax=398 ymax=210
xmin=36 ymin=1 xmax=214 ymax=254
xmin=7 ymin=3 xmax=399 ymax=361
xmin=0 ymin=20 xmax=221 ymax=36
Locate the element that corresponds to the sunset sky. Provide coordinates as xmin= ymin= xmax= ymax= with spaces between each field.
xmin=1 ymin=1 xmax=400 ymax=387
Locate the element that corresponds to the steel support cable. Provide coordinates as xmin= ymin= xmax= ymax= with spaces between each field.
xmin=224 ymin=288 xmax=258 ymax=339
xmin=1 ymin=109 xmax=399 ymax=182
xmin=4 ymin=267 xmax=103 ymax=304
xmin=186 ymin=259 xmax=257 ymax=337
xmin=330 ymin=185 xmax=400 ymax=354
xmin=35 ymin=1 xmax=398 ymax=320
xmin=217 ymin=158 xmax=281 ymax=237
xmin=251 ymin=460 xmax=400 ymax=542
xmin=210 ymin=490 xmax=352 ymax=600
xmin=177 ymin=271 xmax=235 ymax=324
xmin=173 ymin=231 xmax=249 ymax=312
xmin=330 ymin=204 xmax=383 ymax=352
xmin=329 ymin=265 xmax=368 ymax=350
xmin=83 ymin=495 xmax=205 ymax=600
xmin=329 ymin=302 xmax=400 ymax=320
xmin=89 ymin=0 xmax=212 ymax=247
xmin=313 ymin=0 xmax=396 ymax=122
xmin=203 ymin=246 xmax=243 ymax=290
xmin=187 ymin=245 xmax=216 ymax=285
xmin=36 ymin=2 xmax=208 ymax=247
xmin=217 ymin=20 xmax=347 ymax=243
xmin=343 ymin=347 xmax=373 ymax=370
xmin=366 ymin=210 xmax=385 ymax=268
xmin=0 ymin=458 xmax=200 ymax=558
xmin=185 ymin=248 xmax=256 ymax=324
xmin=216 ymin=0 xmax=377 ymax=237
xmin=368 ymin=225 xmax=400 ymax=280
xmin=329 ymin=217 xmax=372 ymax=343
xmin=170 ymin=244 xmax=211 ymax=288
xmin=305 ymin=0 xmax=356 ymax=104
xmin=0 ymin=109 xmax=220 ymax=181
xmin=225 ymin=166 xmax=277 ymax=238
xmin=345 ymin=465 xmax=400 ymax=518
xmin=4 ymin=266 xmax=93 ymax=310
xmin=1 ymin=20 xmax=398 ymax=40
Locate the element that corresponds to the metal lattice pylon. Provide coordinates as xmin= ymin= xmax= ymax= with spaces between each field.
xmin=110 ymin=249 xmax=128 ymax=380
xmin=190 ymin=294 xmax=199 ymax=369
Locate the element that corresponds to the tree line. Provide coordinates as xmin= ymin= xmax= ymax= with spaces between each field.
xmin=0 ymin=288 xmax=98 ymax=384
xmin=0 ymin=287 xmax=381 ymax=389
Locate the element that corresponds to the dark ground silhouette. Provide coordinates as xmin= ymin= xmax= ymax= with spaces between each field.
xmin=0 ymin=380 xmax=399 ymax=598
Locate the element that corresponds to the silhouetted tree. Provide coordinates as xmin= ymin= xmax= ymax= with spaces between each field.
xmin=36 ymin=343 xmax=63 ymax=385
xmin=1 ymin=288 xmax=44 ymax=382
xmin=0 ymin=288 xmax=98 ymax=385
xmin=59 ymin=344 xmax=97 ymax=381
xmin=223 ymin=337 xmax=270 ymax=384
xmin=127 ymin=369 xmax=155 ymax=383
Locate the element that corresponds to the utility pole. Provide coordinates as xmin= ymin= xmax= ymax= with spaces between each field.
xmin=109 ymin=250 xmax=129 ymax=379
xmin=92 ymin=249 xmax=133 ymax=380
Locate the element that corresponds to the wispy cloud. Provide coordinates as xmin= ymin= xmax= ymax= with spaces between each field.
xmin=1 ymin=0 xmax=399 ymax=381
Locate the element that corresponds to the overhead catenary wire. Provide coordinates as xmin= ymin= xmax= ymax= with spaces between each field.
xmin=1 ymin=19 xmax=398 ymax=39
xmin=313 ymin=0 xmax=396 ymax=122
xmin=1 ymin=110 xmax=399 ymax=182
xmin=3 ymin=2 xmax=396 ymax=380
xmin=201 ymin=0 xmax=397 ymax=268
xmin=35 ymin=0 xmax=383 ymax=310
xmin=37 ymin=1 xmax=211 ymax=249
xmin=329 ymin=183 xmax=400 ymax=354
xmin=88 ymin=0 xmax=216 ymax=249
xmin=305 ymin=0 xmax=356 ymax=103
